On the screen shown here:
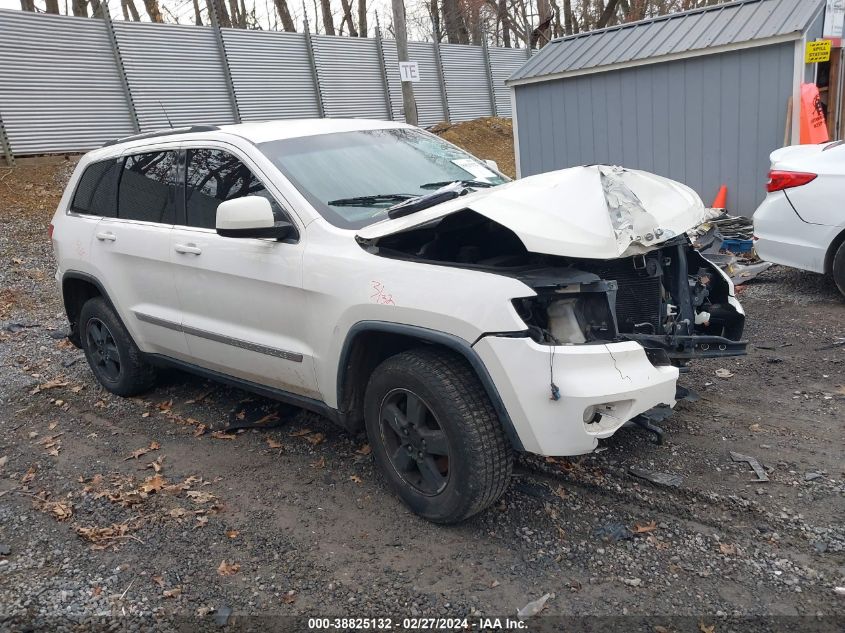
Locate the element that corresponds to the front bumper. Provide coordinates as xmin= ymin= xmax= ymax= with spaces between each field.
xmin=473 ymin=337 xmax=678 ymax=456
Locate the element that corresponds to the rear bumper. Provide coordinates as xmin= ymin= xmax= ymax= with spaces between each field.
xmin=473 ymin=336 xmax=678 ymax=456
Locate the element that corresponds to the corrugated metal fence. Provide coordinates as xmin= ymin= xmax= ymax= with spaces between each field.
xmin=0 ymin=8 xmax=530 ymax=158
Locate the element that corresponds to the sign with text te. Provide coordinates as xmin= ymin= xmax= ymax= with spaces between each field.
xmin=398 ymin=61 xmax=420 ymax=82
xmin=805 ymin=39 xmax=832 ymax=64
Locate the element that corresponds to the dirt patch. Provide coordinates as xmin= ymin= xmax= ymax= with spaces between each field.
xmin=431 ymin=117 xmax=516 ymax=178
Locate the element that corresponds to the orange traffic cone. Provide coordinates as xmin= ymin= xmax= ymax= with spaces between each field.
xmin=711 ymin=184 xmax=727 ymax=210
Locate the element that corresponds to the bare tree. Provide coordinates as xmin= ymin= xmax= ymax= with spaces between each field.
xmin=45 ymin=0 xmax=61 ymax=14
xmin=71 ymin=0 xmax=87 ymax=16
xmin=207 ymin=0 xmax=232 ymax=27
xmin=191 ymin=0 xmax=203 ymax=24
xmin=340 ymin=0 xmax=358 ymax=35
xmin=122 ymin=0 xmax=142 ymax=20
xmin=142 ymin=0 xmax=164 ymax=22
xmin=357 ymin=0 xmax=367 ymax=36
xmin=320 ymin=0 xmax=336 ymax=34
xmin=274 ymin=0 xmax=296 ymax=31
xmin=20 ymin=0 xmax=35 ymax=11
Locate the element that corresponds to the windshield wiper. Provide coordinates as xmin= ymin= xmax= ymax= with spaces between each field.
xmin=387 ymin=182 xmax=470 ymax=219
xmin=419 ymin=179 xmax=496 ymax=190
xmin=328 ymin=193 xmax=415 ymax=207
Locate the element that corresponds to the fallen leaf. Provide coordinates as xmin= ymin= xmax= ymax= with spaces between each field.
xmin=310 ymin=456 xmax=326 ymax=469
xmin=91 ymin=586 xmax=102 ymax=597
xmin=29 ymin=378 xmax=69 ymax=395
xmin=168 ymin=508 xmax=189 ymax=519
xmin=163 ymin=586 xmax=182 ymax=599
xmin=749 ymin=423 xmax=761 ymax=432
xmin=48 ymin=501 xmax=73 ymax=521
xmin=490 ymin=580 xmax=500 ymax=588
xmin=48 ymin=422 xmax=58 ymax=430
xmin=719 ymin=543 xmax=736 ymax=556
xmin=553 ymin=485 xmax=567 ymax=500
xmin=140 ymin=475 xmax=166 ymax=494
xmin=715 ymin=368 xmax=734 ymax=379
xmin=289 ymin=428 xmax=312 ymax=437
xmin=28 ymin=431 xmax=39 ymax=439
xmin=633 ymin=521 xmax=658 ymax=534
xmin=653 ymin=627 xmax=670 ymax=633
xmin=305 ymin=432 xmax=325 ymax=445
xmin=146 ymin=456 xmax=165 ymax=473
xmin=0 ymin=456 xmax=6 ymax=469
xmin=226 ymin=529 xmax=239 ymax=539
xmin=22 ymin=466 xmax=36 ymax=484
xmin=266 ymin=437 xmax=283 ymax=449
xmin=141 ymin=412 xmax=150 ymax=418
xmin=124 ymin=441 xmax=161 ymax=461
xmin=151 ymin=575 xmax=165 ymax=588
xmin=217 ymin=560 xmax=240 ymax=576
xmin=254 ymin=413 xmax=280 ymax=426
xmin=195 ymin=515 xmax=209 ymax=528
xmin=356 ymin=444 xmax=372 ymax=456
xmin=210 ymin=431 xmax=237 ymax=440
xmin=281 ymin=590 xmax=297 ymax=604
xmin=186 ymin=490 xmax=216 ymax=504
xmin=349 ymin=475 xmax=363 ymax=484
xmin=194 ymin=424 xmax=208 ymax=437
xmin=157 ymin=400 xmax=173 ymax=412
xmin=698 ymin=623 xmax=716 ymax=633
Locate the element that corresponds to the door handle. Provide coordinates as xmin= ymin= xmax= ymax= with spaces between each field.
xmin=174 ymin=243 xmax=202 ymax=255
xmin=95 ymin=231 xmax=116 ymax=242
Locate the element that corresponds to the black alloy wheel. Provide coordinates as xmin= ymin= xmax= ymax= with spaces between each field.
xmin=379 ymin=388 xmax=451 ymax=495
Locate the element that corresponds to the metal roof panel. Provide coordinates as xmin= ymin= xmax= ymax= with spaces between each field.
xmin=509 ymin=0 xmax=823 ymax=83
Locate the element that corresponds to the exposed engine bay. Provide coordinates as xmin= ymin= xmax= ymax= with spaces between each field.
xmin=359 ymin=209 xmax=746 ymax=364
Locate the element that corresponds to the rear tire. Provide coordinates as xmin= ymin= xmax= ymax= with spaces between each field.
xmin=833 ymin=241 xmax=845 ymax=297
xmin=80 ymin=297 xmax=156 ymax=396
xmin=363 ymin=347 xmax=512 ymax=524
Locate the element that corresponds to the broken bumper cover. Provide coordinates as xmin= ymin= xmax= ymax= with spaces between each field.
xmin=626 ymin=333 xmax=747 ymax=361
xmin=473 ymin=337 xmax=678 ymax=456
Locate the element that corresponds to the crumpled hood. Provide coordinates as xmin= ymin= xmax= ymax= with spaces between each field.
xmin=356 ymin=165 xmax=708 ymax=259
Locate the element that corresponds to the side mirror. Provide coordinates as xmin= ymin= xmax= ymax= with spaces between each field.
xmin=484 ymin=159 xmax=500 ymax=172
xmin=216 ymin=196 xmax=295 ymax=241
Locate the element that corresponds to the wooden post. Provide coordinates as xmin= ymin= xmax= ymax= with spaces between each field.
xmin=391 ymin=0 xmax=417 ymax=126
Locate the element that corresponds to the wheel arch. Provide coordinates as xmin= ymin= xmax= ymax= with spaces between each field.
xmin=336 ymin=321 xmax=524 ymax=451
xmin=61 ymin=271 xmax=117 ymax=347
xmin=824 ymin=226 xmax=845 ymax=275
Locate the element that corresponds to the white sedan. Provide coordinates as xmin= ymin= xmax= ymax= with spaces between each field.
xmin=753 ymin=140 xmax=845 ymax=295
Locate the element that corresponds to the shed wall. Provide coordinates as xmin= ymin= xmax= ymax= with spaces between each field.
xmin=514 ymin=42 xmax=796 ymax=216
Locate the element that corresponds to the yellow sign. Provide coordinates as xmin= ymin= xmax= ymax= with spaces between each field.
xmin=805 ymin=40 xmax=831 ymax=64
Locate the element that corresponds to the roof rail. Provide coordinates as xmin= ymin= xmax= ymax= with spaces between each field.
xmin=102 ymin=125 xmax=220 ymax=148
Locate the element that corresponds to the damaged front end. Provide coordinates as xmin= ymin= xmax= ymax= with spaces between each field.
xmin=509 ymin=240 xmax=746 ymax=365
xmin=357 ymin=164 xmax=746 ymax=367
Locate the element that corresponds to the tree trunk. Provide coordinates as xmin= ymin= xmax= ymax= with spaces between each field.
xmin=340 ymin=0 xmax=358 ymax=36
xmin=441 ymin=0 xmax=461 ymax=43
xmin=274 ymin=0 xmax=296 ymax=31
xmin=596 ymin=0 xmax=621 ymax=28
xmin=562 ymin=0 xmax=574 ymax=34
xmin=536 ymin=0 xmax=552 ymax=46
xmin=191 ymin=0 xmax=202 ymax=24
xmin=90 ymin=0 xmax=105 ymax=18
xmin=208 ymin=0 xmax=231 ymax=27
xmin=239 ymin=0 xmax=248 ymax=27
xmin=357 ymin=0 xmax=367 ymax=37
xmin=44 ymin=0 xmax=60 ymax=13
xmin=143 ymin=0 xmax=164 ymax=22
xmin=20 ymin=0 xmax=35 ymax=10
xmin=469 ymin=3 xmax=481 ymax=45
xmin=320 ymin=0 xmax=335 ymax=35
xmin=497 ymin=0 xmax=510 ymax=47
xmin=71 ymin=0 xmax=87 ymax=15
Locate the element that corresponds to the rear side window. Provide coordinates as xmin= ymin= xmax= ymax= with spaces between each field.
xmin=185 ymin=148 xmax=285 ymax=229
xmin=117 ymin=151 xmax=179 ymax=224
xmin=71 ymin=159 xmax=119 ymax=217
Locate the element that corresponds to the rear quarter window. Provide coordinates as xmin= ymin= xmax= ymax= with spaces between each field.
xmin=70 ymin=159 xmax=120 ymax=217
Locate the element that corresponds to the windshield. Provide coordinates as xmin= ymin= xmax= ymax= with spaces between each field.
xmin=257 ymin=128 xmax=508 ymax=229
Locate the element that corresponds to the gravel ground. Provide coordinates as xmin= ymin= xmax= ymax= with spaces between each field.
xmin=1 ymin=159 xmax=844 ymax=631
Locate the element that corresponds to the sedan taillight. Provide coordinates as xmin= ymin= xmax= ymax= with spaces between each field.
xmin=766 ymin=170 xmax=817 ymax=192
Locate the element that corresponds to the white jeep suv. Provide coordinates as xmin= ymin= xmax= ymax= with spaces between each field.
xmin=51 ymin=119 xmax=746 ymax=523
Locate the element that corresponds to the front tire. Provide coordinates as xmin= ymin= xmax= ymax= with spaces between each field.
xmin=832 ymin=241 xmax=845 ymax=297
xmin=80 ymin=297 xmax=156 ymax=396
xmin=364 ymin=347 xmax=512 ymax=524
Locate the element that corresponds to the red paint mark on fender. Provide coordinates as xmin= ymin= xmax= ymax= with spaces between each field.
xmin=370 ymin=281 xmax=395 ymax=305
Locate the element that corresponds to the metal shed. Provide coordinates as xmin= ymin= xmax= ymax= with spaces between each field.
xmin=507 ymin=0 xmax=827 ymax=216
